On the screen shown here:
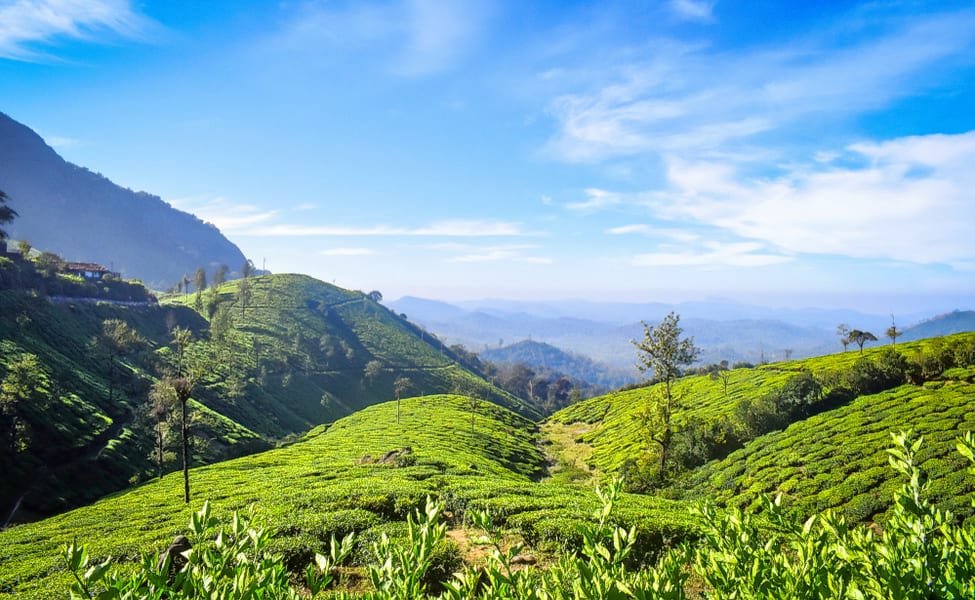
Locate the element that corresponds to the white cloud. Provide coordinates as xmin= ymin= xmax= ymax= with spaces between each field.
xmin=669 ymin=0 xmax=715 ymax=23
xmin=320 ymin=247 xmax=377 ymax=256
xmin=654 ymin=131 xmax=975 ymax=266
xmin=450 ymin=243 xmax=552 ymax=264
xmin=606 ymin=223 xmax=701 ymax=242
xmin=0 ymin=0 xmax=152 ymax=60
xmin=632 ymin=241 xmax=792 ymax=268
xmin=245 ymin=219 xmax=524 ymax=237
xmin=169 ymin=196 xmax=278 ymax=233
xmin=565 ymin=188 xmax=628 ymax=212
xmin=543 ymin=8 xmax=975 ymax=163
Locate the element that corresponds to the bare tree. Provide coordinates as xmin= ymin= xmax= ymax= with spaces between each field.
xmin=394 ymin=376 xmax=412 ymax=424
xmin=886 ymin=315 xmax=901 ymax=346
xmin=837 ymin=324 xmax=851 ymax=352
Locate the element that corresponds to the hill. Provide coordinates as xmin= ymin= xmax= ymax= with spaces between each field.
xmin=0 ymin=395 xmax=693 ymax=599
xmin=546 ymin=333 xmax=975 ymax=515
xmin=0 ymin=111 xmax=246 ymax=290
xmin=481 ymin=339 xmax=634 ymax=389
xmin=0 ymin=265 xmax=531 ymax=524
xmin=901 ymin=310 xmax=975 ymax=341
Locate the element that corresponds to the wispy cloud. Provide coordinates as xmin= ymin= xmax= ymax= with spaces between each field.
xmin=245 ymin=219 xmax=524 ymax=237
xmin=565 ymin=188 xmax=630 ymax=212
xmin=320 ymin=247 xmax=377 ymax=256
xmin=169 ymin=196 xmax=278 ymax=233
xmin=631 ymin=241 xmax=791 ymax=268
xmin=669 ymin=0 xmax=715 ymax=23
xmin=543 ymin=8 xmax=975 ymax=163
xmin=0 ymin=0 xmax=153 ymax=61
xmin=606 ymin=224 xmax=700 ymax=243
xmin=444 ymin=243 xmax=553 ymax=264
xmin=265 ymin=0 xmax=493 ymax=77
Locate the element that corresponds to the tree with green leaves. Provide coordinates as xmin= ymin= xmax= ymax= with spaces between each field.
xmin=393 ymin=376 xmax=412 ymax=424
xmin=0 ymin=190 xmax=16 ymax=244
xmin=0 ymin=353 xmax=50 ymax=454
xmin=632 ymin=311 xmax=700 ymax=478
xmin=98 ymin=319 xmax=144 ymax=406
xmin=237 ymin=277 xmax=253 ymax=317
xmin=363 ymin=360 xmax=383 ymax=387
xmin=147 ymin=380 xmax=176 ymax=479
xmin=848 ymin=329 xmax=878 ymax=354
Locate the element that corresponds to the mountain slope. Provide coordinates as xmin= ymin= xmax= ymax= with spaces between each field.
xmin=0 ymin=266 xmax=532 ymax=524
xmin=481 ymin=339 xmax=635 ymax=389
xmin=901 ymin=310 xmax=975 ymax=341
xmin=0 ymin=111 xmax=246 ymax=289
xmin=0 ymin=395 xmax=693 ymax=599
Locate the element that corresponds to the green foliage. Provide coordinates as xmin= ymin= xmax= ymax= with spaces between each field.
xmin=60 ymin=433 xmax=975 ymax=597
xmin=0 ymin=395 xmax=693 ymax=598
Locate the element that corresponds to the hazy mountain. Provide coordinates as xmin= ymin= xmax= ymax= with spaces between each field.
xmin=0 ymin=111 xmax=246 ymax=290
xmin=481 ymin=340 xmax=636 ymax=389
xmin=387 ymin=296 xmax=931 ymax=371
xmin=901 ymin=310 xmax=975 ymax=341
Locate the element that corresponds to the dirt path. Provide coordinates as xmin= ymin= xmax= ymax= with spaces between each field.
xmin=537 ymin=421 xmax=599 ymax=485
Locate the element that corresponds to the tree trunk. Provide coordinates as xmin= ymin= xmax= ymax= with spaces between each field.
xmin=156 ymin=426 xmax=164 ymax=480
xmin=181 ymin=399 xmax=190 ymax=503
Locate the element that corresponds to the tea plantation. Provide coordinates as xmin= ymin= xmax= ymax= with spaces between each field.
xmin=0 ymin=395 xmax=692 ymax=599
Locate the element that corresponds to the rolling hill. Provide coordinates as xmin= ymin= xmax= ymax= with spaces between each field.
xmin=0 ymin=263 xmax=530 ymax=525
xmin=0 ymin=395 xmax=692 ymax=599
xmin=0 ymin=111 xmax=246 ymax=290
xmin=546 ymin=332 xmax=975 ymax=520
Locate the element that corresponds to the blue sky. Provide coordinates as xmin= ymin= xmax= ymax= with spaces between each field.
xmin=2 ymin=0 xmax=974 ymax=311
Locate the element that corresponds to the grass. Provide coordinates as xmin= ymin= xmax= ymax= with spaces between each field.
xmin=0 ymin=395 xmax=694 ymax=599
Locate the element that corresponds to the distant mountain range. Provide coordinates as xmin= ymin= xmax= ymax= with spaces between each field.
xmin=480 ymin=340 xmax=635 ymax=389
xmin=0 ymin=111 xmax=246 ymax=290
xmin=390 ymin=297 xmax=975 ymax=373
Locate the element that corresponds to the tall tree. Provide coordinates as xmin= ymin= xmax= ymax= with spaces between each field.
xmin=147 ymin=381 xmax=175 ymax=479
xmin=237 ymin=278 xmax=253 ymax=317
xmin=632 ymin=311 xmax=700 ymax=478
xmin=848 ymin=329 xmax=878 ymax=354
xmin=394 ymin=376 xmax=412 ymax=424
xmin=0 ymin=190 xmax=16 ymax=243
xmin=160 ymin=328 xmax=207 ymax=503
xmin=242 ymin=259 xmax=255 ymax=279
xmin=886 ymin=315 xmax=901 ymax=346
xmin=98 ymin=319 xmax=143 ymax=406
xmin=193 ymin=267 xmax=207 ymax=293
xmin=212 ymin=264 xmax=229 ymax=287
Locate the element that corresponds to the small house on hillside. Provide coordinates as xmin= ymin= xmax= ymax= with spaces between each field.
xmin=65 ymin=262 xmax=118 ymax=280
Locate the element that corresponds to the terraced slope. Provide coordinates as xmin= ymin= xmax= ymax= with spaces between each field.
xmin=0 ymin=288 xmax=267 ymax=521
xmin=165 ymin=273 xmax=537 ymax=429
xmin=0 ymin=395 xmax=694 ymax=599
xmin=678 ymin=378 xmax=975 ymax=521
xmin=547 ymin=333 xmax=975 ymax=474
xmin=1 ymin=270 xmax=532 ymax=524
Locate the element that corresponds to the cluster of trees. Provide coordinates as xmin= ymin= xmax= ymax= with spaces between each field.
xmin=623 ymin=312 xmax=975 ymax=492
xmin=836 ymin=318 xmax=902 ymax=353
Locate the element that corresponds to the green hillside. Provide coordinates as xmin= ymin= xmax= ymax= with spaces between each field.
xmin=163 ymin=274 xmax=537 ymax=434
xmin=0 ymin=264 xmax=532 ymax=523
xmin=0 ymin=395 xmax=693 ymax=599
xmin=0 ymin=283 xmax=267 ymax=521
xmin=547 ymin=333 xmax=975 ymax=479
xmin=678 ymin=378 xmax=975 ymax=521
